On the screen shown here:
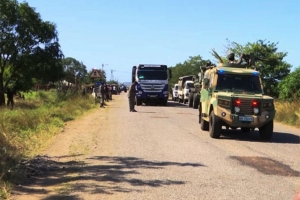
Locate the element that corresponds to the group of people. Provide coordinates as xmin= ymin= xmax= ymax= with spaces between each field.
xmin=99 ymin=83 xmax=113 ymax=108
xmin=98 ymin=81 xmax=137 ymax=112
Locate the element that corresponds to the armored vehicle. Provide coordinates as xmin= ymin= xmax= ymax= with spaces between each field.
xmin=199 ymin=50 xmax=275 ymax=141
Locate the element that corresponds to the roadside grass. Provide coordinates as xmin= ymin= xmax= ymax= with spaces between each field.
xmin=0 ymin=90 xmax=96 ymax=199
xmin=274 ymin=100 xmax=300 ymax=127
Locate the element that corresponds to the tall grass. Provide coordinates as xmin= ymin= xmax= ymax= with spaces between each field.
xmin=274 ymin=100 xmax=300 ymax=127
xmin=0 ymin=89 xmax=96 ymax=199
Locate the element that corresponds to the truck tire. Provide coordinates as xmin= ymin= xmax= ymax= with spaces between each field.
xmin=209 ymin=110 xmax=222 ymax=138
xmin=188 ymin=94 xmax=193 ymax=107
xmin=199 ymin=105 xmax=209 ymax=131
xmin=193 ymin=94 xmax=200 ymax=109
xmin=259 ymin=120 xmax=273 ymax=141
xmin=135 ymin=97 xmax=142 ymax=106
xmin=162 ymin=99 xmax=168 ymax=106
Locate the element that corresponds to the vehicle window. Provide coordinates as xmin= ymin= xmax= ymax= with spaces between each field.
xmin=137 ymin=70 xmax=168 ymax=80
xmin=186 ymin=83 xmax=194 ymax=89
xmin=216 ymin=74 xmax=262 ymax=93
xmin=175 ymin=86 xmax=178 ymax=90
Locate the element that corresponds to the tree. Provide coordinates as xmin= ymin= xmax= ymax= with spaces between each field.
xmin=62 ymin=57 xmax=87 ymax=88
xmin=0 ymin=0 xmax=63 ymax=105
xmin=224 ymin=39 xmax=292 ymax=97
xmin=169 ymin=55 xmax=209 ymax=89
xmin=278 ymin=67 xmax=300 ymax=100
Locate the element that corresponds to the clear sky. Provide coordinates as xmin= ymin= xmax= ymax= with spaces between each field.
xmin=25 ymin=0 xmax=300 ymax=83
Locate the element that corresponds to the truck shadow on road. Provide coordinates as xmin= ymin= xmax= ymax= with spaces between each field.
xmin=166 ymin=101 xmax=190 ymax=108
xmin=12 ymin=155 xmax=205 ymax=199
xmin=220 ymin=129 xmax=300 ymax=144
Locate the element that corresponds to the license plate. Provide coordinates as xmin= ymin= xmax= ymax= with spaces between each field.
xmin=239 ymin=116 xmax=253 ymax=122
xmin=149 ymin=95 xmax=157 ymax=98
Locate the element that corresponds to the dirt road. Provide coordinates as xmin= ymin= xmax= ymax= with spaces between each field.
xmin=12 ymin=93 xmax=300 ymax=200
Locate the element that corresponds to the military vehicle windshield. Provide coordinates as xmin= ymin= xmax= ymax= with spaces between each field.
xmin=186 ymin=83 xmax=194 ymax=89
xmin=137 ymin=70 xmax=167 ymax=80
xmin=216 ymin=74 xmax=262 ymax=93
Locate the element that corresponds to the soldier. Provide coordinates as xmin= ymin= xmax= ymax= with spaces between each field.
xmin=100 ymin=83 xmax=105 ymax=108
xmin=227 ymin=52 xmax=243 ymax=64
xmin=6 ymin=88 xmax=14 ymax=109
xmin=128 ymin=81 xmax=137 ymax=112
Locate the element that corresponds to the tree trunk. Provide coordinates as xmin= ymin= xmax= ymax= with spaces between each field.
xmin=0 ymin=75 xmax=5 ymax=106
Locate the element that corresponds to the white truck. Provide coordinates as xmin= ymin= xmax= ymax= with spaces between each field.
xmin=172 ymin=84 xmax=179 ymax=101
xmin=177 ymin=75 xmax=194 ymax=104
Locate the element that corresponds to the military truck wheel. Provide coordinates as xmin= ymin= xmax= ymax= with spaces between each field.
xmin=183 ymin=99 xmax=187 ymax=104
xmin=259 ymin=120 xmax=273 ymax=141
xmin=188 ymin=95 xmax=193 ymax=107
xmin=193 ymin=94 xmax=200 ymax=109
xmin=241 ymin=128 xmax=250 ymax=133
xmin=199 ymin=105 xmax=209 ymax=131
xmin=209 ymin=110 xmax=222 ymax=138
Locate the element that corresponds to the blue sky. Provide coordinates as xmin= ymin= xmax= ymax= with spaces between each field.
xmin=25 ymin=0 xmax=299 ymax=83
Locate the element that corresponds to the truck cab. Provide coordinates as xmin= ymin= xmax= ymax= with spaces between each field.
xmin=172 ymin=84 xmax=179 ymax=101
xmin=132 ymin=64 xmax=172 ymax=106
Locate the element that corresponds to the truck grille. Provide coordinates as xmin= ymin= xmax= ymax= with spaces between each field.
xmin=231 ymin=98 xmax=261 ymax=115
xmin=140 ymin=83 xmax=165 ymax=93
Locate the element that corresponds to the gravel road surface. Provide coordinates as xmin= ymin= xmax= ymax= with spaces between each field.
xmin=12 ymin=93 xmax=300 ymax=200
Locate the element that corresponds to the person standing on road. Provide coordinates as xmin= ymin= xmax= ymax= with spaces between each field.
xmin=128 ymin=81 xmax=137 ymax=112
xmin=100 ymin=83 xmax=105 ymax=108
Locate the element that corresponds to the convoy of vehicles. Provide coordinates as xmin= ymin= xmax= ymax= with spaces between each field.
xmin=132 ymin=64 xmax=172 ymax=106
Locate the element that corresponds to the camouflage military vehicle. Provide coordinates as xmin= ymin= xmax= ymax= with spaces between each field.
xmin=199 ymin=50 xmax=275 ymax=141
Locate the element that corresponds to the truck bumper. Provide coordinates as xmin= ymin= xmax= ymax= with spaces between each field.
xmin=218 ymin=109 xmax=276 ymax=128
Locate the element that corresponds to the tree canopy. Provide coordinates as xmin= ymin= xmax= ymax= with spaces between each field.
xmin=224 ymin=39 xmax=292 ymax=97
xmin=0 ymin=0 xmax=64 ymax=104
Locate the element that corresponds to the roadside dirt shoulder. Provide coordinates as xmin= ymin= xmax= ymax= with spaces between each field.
xmin=11 ymin=96 xmax=121 ymax=200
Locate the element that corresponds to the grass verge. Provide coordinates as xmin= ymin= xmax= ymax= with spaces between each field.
xmin=274 ymin=100 xmax=300 ymax=127
xmin=0 ymin=90 xmax=97 ymax=199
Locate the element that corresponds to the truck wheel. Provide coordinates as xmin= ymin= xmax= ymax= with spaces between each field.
xmin=162 ymin=99 xmax=168 ymax=106
xmin=259 ymin=120 xmax=273 ymax=141
xmin=188 ymin=95 xmax=193 ymax=107
xmin=136 ymin=98 xmax=142 ymax=106
xmin=199 ymin=105 xmax=209 ymax=131
xmin=193 ymin=94 xmax=200 ymax=109
xmin=209 ymin=110 xmax=222 ymax=138
xmin=184 ymin=99 xmax=187 ymax=104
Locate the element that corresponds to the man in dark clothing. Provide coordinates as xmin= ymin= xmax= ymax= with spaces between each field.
xmin=128 ymin=81 xmax=137 ymax=112
xmin=6 ymin=88 xmax=14 ymax=109
xmin=227 ymin=52 xmax=243 ymax=64
xmin=100 ymin=83 xmax=105 ymax=108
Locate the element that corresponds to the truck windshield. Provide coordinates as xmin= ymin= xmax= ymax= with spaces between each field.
xmin=216 ymin=74 xmax=262 ymax=93
xmin=137 ymin=70 xmax=168 ymax=80
xmin=186 ymin=83 xmax=194 ymax=89
xmin=175 ymin=86 xmax=178 ymax=90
